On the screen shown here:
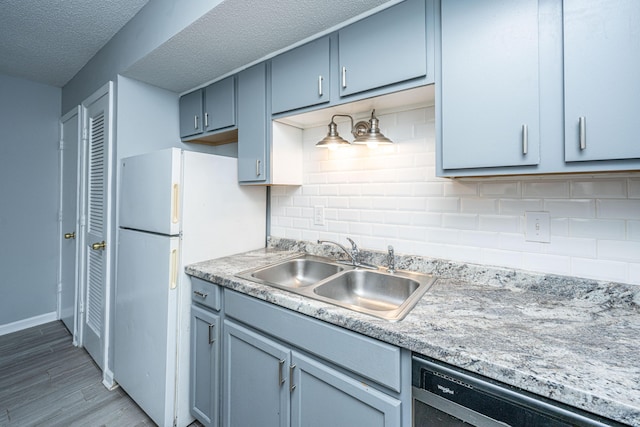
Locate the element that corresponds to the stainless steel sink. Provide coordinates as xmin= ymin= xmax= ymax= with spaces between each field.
xmin=237 ymin=254 xmax=436 ymax=321
xmin=245 ymin=256 xmax=347 ymax=288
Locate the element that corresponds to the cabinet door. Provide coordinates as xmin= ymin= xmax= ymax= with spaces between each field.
xmin=191 ymin=305 xmax=220 ymax=426
xmin=290 ymin=352 xmax=402 ymax=427
xmin=222 ymin=320 xmax=290 ymax=427
xmin=204 ymin=76 xmax=236 ymax=132
xmin=338 ymin=0 xmax=426 ymax=97
xmin=563 ymin=0 xmax=640 ymax=161
xmin=439 ymin=0 xmax=540 ymax=170
xmin=179 ymin=89 xmax=203 ymax=138
xmin=237 ymin=63 xmax=268 ymax=183
xmin=271 ymin=37 xmax=331 ymax=114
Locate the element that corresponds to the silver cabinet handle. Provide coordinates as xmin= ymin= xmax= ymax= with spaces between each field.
xmin=522 ymin=124 xmax=528 ymax=155
xmin=579 ymin=116 xmax=586 ymax=150
xmin=341 ymin=67 xmax=347 ymax=88
xmin=193 ymin=290 xmax=208 ymax=299
xmin=208 ymin=323 xmax=215 ymax=344
xmin=194 ymin=115 xmax=199 ymax=130
xmin=318 ymin=75 xmax=323 ymax=97
xmin=204 ymin=112 xmax=209 ymax=128
xmin=256 ymin=159 xmax=261 ymax=177
xmin=278 ymin=359 xmax=285 ymax=386
xmin=289 ymin=364 xmax=296 ymax=392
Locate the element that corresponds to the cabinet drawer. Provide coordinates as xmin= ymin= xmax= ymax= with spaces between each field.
xmin=191 ymin=277 xmax=221 ymax=311
xmin=225 ymin=289 xmax=402 ymax=392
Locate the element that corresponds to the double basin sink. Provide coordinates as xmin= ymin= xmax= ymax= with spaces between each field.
xmin=237 ymin=254 xmax=436 ymax=321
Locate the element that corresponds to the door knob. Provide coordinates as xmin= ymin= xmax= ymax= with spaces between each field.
xmin=91 ymin=241 xmax=106 ymax=250
xmin=64 ymin=232 xmax=76 ymax=240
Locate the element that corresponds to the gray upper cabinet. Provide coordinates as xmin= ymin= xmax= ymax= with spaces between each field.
xmin=439 ymin=0 xmax=540 ymax=170
xmin=179 ymin=77 xmax=237 ymax=141
xmin=338 ymin=0 xmax=427 ymax=97
xmin=237 ymin=63 xmax=268 ymax=183
xmin=204 ymin=76 xmax=236 ymax=132
xmin=179 ymin=90 xmax=204 ymax=138
xmin=563 ymin=0 xmax=640 ymax=162
xmin=271 ymin=37 xmax=331 ymax=114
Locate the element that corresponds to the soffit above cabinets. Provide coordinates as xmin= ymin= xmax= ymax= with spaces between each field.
xmin=123 ymin=0 xmax=399 ymax=94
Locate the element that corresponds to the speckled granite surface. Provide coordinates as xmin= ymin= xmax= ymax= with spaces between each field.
xmin=186 ymin=239 xmax=640 ymax=426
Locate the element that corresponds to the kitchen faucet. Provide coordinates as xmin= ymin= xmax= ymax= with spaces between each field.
xmin=317 ymin=238 xmax=377 ymax=269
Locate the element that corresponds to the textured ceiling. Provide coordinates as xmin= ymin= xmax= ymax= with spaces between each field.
xmin=123 ymin=0 xmax=395 ymax=93
xmin=0 ymin=0 xmax=148 ymax=87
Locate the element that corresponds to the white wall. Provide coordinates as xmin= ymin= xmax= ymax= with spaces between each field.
xmin=271 ymin=106 xmax=640 ymax=285
xmin=0 ymin=74 xmax=62 ymax=325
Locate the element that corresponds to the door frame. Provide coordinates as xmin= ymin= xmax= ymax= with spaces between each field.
xmin=77 ymin=81 xmax=116 ymax=388
xmin=57 ymin=106 xmax=83 ymax=345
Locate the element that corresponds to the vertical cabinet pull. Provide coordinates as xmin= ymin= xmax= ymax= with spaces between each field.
xmin=204 ymin=112 xmax=209 ymax=129
xmin=579 ymin=116 xmax=586 ymax=150
xmin=208 ymin=324 xmax=215 ymax=344
xmin=278 ymin=359 xmax=285 ymax=386
xmin=194 ymin=115 xmax=199 ymax=130
xmin=341 ymin=67 xmax=347 ymax=89
xmin=256 ymin=159 xmax=261 ymax=177
xmin=522 ymin=124 xmax=528 ymax=155
xmin=318 ymin=75 xmax=323 ymax=97
xmin=289 ymin=364 xmax=296 ymax=392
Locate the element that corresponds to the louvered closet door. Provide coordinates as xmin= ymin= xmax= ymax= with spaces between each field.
xmin=81 ymin=87 xmax=112 ymax=370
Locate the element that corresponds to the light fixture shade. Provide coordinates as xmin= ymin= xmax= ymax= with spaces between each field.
xmin=316 ymin=120 xmax=351 ymax=148
xmin=352 ymin=110 xmax=393 ymax=146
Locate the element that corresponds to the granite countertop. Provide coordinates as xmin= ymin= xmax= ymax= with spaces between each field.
xmin=186 ymin=244 xmax=640 ymax=426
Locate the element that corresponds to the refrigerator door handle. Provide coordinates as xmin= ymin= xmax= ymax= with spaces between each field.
xmin=170 ymin=249 xmax=178 ymax=289
xmin=172 ymin=184 xmax=179 ymax=224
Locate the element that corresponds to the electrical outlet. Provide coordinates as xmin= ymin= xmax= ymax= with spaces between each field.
xmin=525 ymin=211 xmax=550 ymax=243
xmin=314 ymin=205 xmax=325 ymax=226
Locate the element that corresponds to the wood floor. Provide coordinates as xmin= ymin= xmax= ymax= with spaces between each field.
xmin=0 ymin=321 xmax=159 ymax=426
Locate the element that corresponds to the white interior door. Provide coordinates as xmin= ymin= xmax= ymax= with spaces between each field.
xmin=80 ymin=83 xmax=113 ymax=371
xmin=58 ymin=107 xmax=81 ymax=337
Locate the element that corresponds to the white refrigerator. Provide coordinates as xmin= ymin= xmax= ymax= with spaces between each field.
xmin=114 ymin=148 xmax=266 ymax=427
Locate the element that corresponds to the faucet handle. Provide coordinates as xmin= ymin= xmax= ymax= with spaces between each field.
xmin=387 ymin=245 xmax=395 ymax=273
xmin=346 ymin=237 xmax=358 ymax=251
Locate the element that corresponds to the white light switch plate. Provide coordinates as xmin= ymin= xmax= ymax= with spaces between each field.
xmin=525 ymin=211 xmax=550 ymax=243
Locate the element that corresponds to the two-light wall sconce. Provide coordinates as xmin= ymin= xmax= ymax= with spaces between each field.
xmin=316 ymin=109 xmax=393 ymax=149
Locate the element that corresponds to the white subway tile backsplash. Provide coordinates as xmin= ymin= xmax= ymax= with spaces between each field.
xmin=571 ymin=258 xmax=629 ymax=283
xmin=629 ymin=178 xmax=640 ymax=198
xmin=569 ymin=219 xmax=626 ymax=240
xmin=522 ymin=253 xmax=571 ymax=276
xmin=523 ymin=181 xmax=570 ymax=198
xmin=269 ymin=106 xmax=640 ymax=285
xmin=597 ymin=199 xmax=640 ymax=220
xmin=597 ymin=240 xmax=640 ymax=262
xmin=544 ymin=199 xmax=596 ymax=218
xmin=571 ymin=180 xmax=627 ymax=199
xmin=442 ymin=213 xmax=477 ymax=230
xmin=628 ymin=221 xmax=640 ymax=241
xmin=545 ymin=236 xmax=597 ymax=258
xmin=478 ymin=215 xmax=520 ymax=233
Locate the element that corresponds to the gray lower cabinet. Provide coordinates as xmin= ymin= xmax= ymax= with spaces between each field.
xmin=290 ymin=351 xmax=401 ymax=427
xmin=191 ymin=305 xmax=220 ymax=427
xmin=271 ymin=36 xmax=331 ymax=114
xmin=563 ymin=0 xmax=640 ymax=162
xmin=338 ymin=0 xmax=427 ymax=98
xmin=222 ymin=319 xmax=402 ymax=427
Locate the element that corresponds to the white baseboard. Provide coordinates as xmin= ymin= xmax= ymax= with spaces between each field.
xmin=102 ymin=368 xmax=119 ymax=390
xmin=0 ymin=312 xmax=58 ymax=336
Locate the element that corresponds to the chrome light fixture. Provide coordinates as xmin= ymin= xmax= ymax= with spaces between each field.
xmin=316 ymin=110 xmax=392 ymax=149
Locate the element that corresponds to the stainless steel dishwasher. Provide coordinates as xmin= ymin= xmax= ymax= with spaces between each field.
xmin=412 ymin=355 xmax=624 ymax=426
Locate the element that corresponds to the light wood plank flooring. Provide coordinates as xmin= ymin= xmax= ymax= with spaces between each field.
xmin=0 ymin=320 xmax=184 ymax=426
